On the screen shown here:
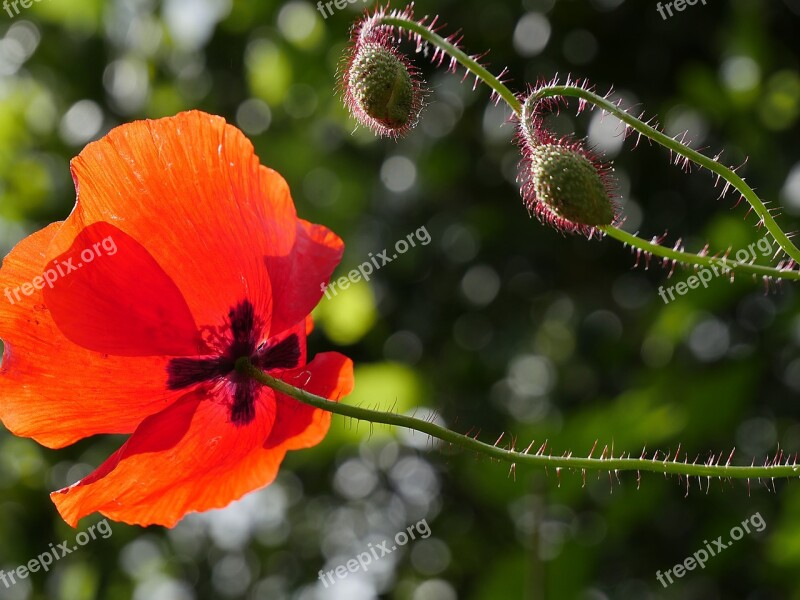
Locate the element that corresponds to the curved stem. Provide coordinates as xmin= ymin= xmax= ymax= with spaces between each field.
xmin=237 ymin=359 xmax=800 ymax=481
xmin=379 ymin=15 xmax=522 ymax=114
xmin=529 ymin=85 xmax=800 ymax=266
xmin=378 ymin=11 xmax=800 ymax=278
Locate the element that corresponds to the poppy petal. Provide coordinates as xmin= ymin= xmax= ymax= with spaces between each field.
xmin=42 ymin=222 xmax=206 ymax=357
xmin=0 ymin=225 xmax=184 ymax=448
xmin=265 ymin=219 xmax=344 ymax=337
xmin=50 ymin=387 xmax=279 ymax=528
xmin=252 ymin=318 xmax=308 ymax=373
xmin=305 ymin=314 xmax=315 ymax=335
xmin=50 ymin=352 xmax=352 ymax=527
xmin=47 ymin=111 xmax=342 ymax=340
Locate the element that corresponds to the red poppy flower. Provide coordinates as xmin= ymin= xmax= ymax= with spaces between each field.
xmin=0 ymin=110 xmax=354 ymax=528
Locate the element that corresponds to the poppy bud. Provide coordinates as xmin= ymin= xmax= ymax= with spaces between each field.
xmin=528 ymin=143 xmax=615 ymax=228
xmin=517 ymin=97 xmax=618 ymax=237
xmin=349 ymin=45 xmax=416 ymax=131
xmin=341 ymin=17 xmax=424 ymax=138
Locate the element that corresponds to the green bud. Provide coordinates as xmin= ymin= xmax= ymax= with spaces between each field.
xmin=349 ymin=45 xmax=416 ymax=131
xmin=529 ymin=144 xmax=614 ymax=226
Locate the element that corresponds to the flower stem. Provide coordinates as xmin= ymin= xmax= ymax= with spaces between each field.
xmin=527 ymin=85 xmax=800 ymax=266
xmin=379 ymin=15 xmax=522 ymax=113
xmin=238 ymin=359 xmax=800 ymax=481
xmin=601 ymin=225 xmax=800 ymax=282
xmin=379 ymin=11 xmax=800 ymax=278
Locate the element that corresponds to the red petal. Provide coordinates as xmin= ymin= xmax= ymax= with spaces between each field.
xmin=48 ymin=111 xmax=342 ymax=340
xmin=0 ymin=225 xmax=183 ymax=448
xmin=51 ymin=387 xmax=278 ymax=528
xmin=50 ymin=352 xmax=352 ymax=527
xmin=43 ymin=222 xmax=205 ymax=356
xmin=305 ymin=314 xmax=315 ymax=335
xmin=265 ymin=219 xmax=344 ymax=337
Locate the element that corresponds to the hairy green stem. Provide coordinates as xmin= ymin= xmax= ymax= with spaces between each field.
xmin=379 ymin=11 xmax=800 ymax=277
xmin=237 ymin=358 xmax=800 ymax=480
xmin=380 ymin=16 xmax=522 ymax=113
xmin=602 ymin=225 xmax=800 ymax=282
xmin=527 ymin=85 xmax=800 ymax=266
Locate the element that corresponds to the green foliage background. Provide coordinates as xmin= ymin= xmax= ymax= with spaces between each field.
xmin=1 ymin=0 xmax=800 ymax=598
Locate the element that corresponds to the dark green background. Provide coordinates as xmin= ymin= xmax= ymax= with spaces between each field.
xmin=1 ymin=0 xmax=800 ymax=598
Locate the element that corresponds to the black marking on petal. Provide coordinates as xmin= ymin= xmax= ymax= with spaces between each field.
xmin=164 ymin=298 xmax=300 ymax=427
xmin=228 ymin=299 xmax=260 ymax=358
xmin=167 ymin=356 xmax=232 ymax=390
xmin=230 ymin=378 xmax=258 ymax=426
xmin=254 ymin=334 xmax=301 ymax=371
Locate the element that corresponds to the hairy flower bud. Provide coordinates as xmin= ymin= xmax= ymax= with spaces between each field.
xmin=349 ymin=45 xmax=415 ymax=130
xmin=529 ymin=144 xmax=615 ymax=227
xmin=341 ymin=16 xmax=424 ymax=138
xmin=517 ymin=96 xmax=618 ymax=237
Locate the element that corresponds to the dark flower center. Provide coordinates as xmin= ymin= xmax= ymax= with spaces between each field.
xmin=166 ymin=299 xmax=300 ymax=426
